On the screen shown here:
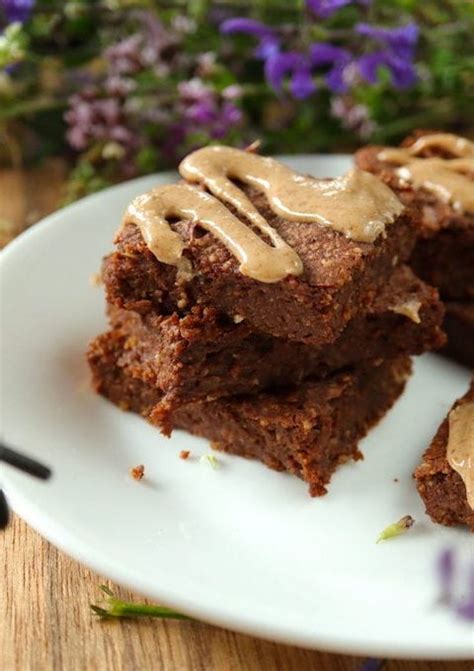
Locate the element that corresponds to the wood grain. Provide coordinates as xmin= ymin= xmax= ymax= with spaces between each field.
xmin=1 ymin=166 xmax=472 ymax=671
xmin=1 ymin=516 xmax=472 ymax=671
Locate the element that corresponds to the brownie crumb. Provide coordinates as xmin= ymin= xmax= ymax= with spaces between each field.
xmin=179 ymin=450 xmax=190 ymax=460
xmin=130 ymin=464 xmax=145 ymax=481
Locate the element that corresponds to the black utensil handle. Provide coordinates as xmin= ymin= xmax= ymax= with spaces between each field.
xmin=0 ymin=444 xmax=52 ymax=480
xmin=0 ymin=490 xmax=10 ymax=530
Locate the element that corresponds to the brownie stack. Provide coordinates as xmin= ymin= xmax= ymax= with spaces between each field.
xmin=356 ymin=130 xmax=474 ymax=368
xmin=88 ymin=147 xmax=445 ymax=496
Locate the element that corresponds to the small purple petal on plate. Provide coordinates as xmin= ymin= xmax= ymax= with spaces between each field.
xmin=438 ymin=548 xmax=455 ymax=603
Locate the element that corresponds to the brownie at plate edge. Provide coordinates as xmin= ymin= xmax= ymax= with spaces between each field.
xmin=414 ymin=379 xmax=474 ymax=531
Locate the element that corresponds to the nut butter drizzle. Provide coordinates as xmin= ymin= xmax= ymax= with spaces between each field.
xmin=180 ymin=146 xmax=403 ymax=244
xmin=124 ymin=146 xmax=403 ymax=283
xmin=125 ymin=184 xmax=301 ymax=283
xmin=378 ymin=133 xmax=474 ymax=214
xmin=447 ymin=401 xmax=474 ymax=510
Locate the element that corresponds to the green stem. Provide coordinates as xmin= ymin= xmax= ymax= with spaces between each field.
xmin=91 ymin=586 xmax=191 ymax=621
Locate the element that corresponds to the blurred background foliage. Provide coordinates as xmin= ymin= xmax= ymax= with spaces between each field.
xmin=0 ymin=0 xmax=473 ymax=202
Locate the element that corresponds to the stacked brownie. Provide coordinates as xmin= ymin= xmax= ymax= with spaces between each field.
xmin=88 ymin=146 xmax=445 ymax=496
xmin=356 ymin=130 xmax=474 ymax=367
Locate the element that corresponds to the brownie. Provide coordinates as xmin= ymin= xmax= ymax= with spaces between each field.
xmin=88 ymin=328 xmax=412 ymax=497
xmin=410 ymin=228 xmax=474 ymax=301
xmin=415 ymin=379 xmax=474 ymax=530
xmin=105 ymin=265 xmax=444 ymax=420
xmin=355 ymin=130 xmax=474 ymax=301
xmin=102 ymin=181 xmax=416 ymax=346
xmin=442 ymin=301 xmax=474 ymax=368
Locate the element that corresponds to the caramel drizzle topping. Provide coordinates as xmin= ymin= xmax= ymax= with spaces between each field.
xmin=378 ymin=133 xmax=474 ymax=214
xmin=124 ymin=146 xmax=403 ymax=283
xmin=447 ymin=401 xmax=474 ymax=510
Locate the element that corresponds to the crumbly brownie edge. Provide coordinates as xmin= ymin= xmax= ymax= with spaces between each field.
xmin=105 ymin=265 xmax=444 ymax=413
xmin=160 ymin=357 xmax=413 ymax=497
xmin=88 ymin=329 xmax=411 ymax=497
xmin=414 ymin=380 xmax=474 ymax=531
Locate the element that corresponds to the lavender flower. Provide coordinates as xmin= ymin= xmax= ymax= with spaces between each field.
xmin=65 ymin=90 xmax=138 ymax=152
xmin=265 ymin=51 xmax=315 ymax=100
xmin=356 ymin=22 xmax=418 ymax=89
xmin=437 ymin=548 xmax=455 ymax=604
xmin=310 ymin=43 xmax=352 ymax=93
xmin=105 ymin=12 xmax=178 ymax=77
xmin=168 ymin=77 xmax=243 ymax=157
xmin=220 ymin=18 xmax=280 ymax=61
xmin=358 ymin=50 xmax=417 ymax=89
xmin=356 ymin=22 xmax=419 ymax=57
xmin=104 ymin=36 xmax=145 ymax=76
xmin=1 ymin=0 xmax=34 ymax=24
xmin=437 ymin=548 xmax=474 ymax=623
xmin=306 ymin=0 xmax=370 ymax=18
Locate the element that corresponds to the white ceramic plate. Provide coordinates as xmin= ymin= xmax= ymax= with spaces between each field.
xmin=1 ymin=156 xmax=472 ymax=659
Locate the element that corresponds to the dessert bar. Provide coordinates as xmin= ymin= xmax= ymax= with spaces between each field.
xmin=103 ymin=146 xmax=414 ymax=346
xmin=415 ymin=379 xmax=474 ymax=530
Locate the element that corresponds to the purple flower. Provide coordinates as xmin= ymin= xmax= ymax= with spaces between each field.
xmin=355 ymin=21 xmax=418 ymax=89
xmin=1 ymin=0 xmax=34 ymax=23
xmin=310 ymin=43 xmax=352 ymax=93
xmin=104 ymin=36 xmax=144 ymax=76
xmin=65 ymin=91 xmax=138 ymax=152
xmin=220 ymin=17 xmax=280 ymax=61
xmin=356 ymin=22 xmax=419 ymax=57
xmin=307 ymin=0 xmax=370 ymax=18
xmin=265 ymin=51 xmax=316 ymax=100
xmin=436 ymin=549 xmax=474 ymax=623
xmin=438 ymin=548 xmax=455 ymax=604
xmin=358 ymin=50 xmax=417 ymax=89
xmin=220 ymin=18 xmax=275 ymax=40
xmin=170 ymin=77 xmax=244 ymax=155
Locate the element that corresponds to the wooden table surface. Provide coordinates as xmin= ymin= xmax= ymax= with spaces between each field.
xmin=1 ymin=164 xmax=472 ymax=671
